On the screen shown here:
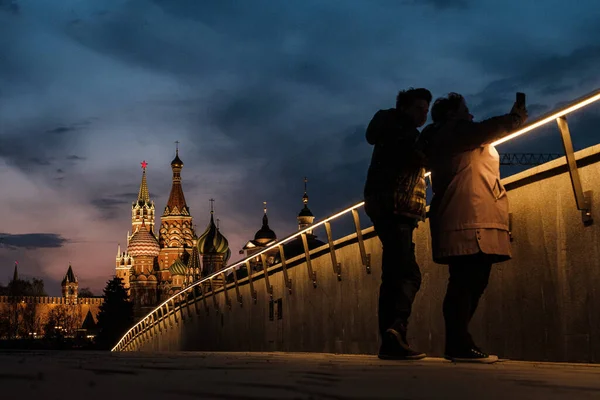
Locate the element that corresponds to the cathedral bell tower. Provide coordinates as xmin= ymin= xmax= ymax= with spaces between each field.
xmin=158 ymin=142 xmax=195 ymax=300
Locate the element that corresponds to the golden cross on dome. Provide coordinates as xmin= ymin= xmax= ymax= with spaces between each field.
xmin=141 ymin=160 xmax=148 ymax=170
xmin=263 ymin=201 xmax=267 ymax=214
xmin=209 ymin=198 xmax=215 ymax=213
xmin=175 ymin=140 xmax=180 ymax=154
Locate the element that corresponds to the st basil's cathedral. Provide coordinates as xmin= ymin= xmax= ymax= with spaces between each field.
xmin=115 ymin=147 xmax=324 ymax=318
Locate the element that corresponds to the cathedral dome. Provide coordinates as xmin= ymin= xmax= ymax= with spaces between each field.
xmin=169 ymin=257 xmax=187 ymax=276
xmin=197 ymin=215 xmax=230 ymax=256
xmin=171 ymin=152 xmax=183 ymax=168
xmin=127 ymin=221 xmax=160 ymax=257
xmin=254 ymin=213 xmax=276 ymax=242
xmin=298 ymin=205 xmax=314 ymax=217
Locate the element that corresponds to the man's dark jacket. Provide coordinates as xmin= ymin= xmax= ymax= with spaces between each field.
xmin=363 ymin=109 xmax=427 ymax=222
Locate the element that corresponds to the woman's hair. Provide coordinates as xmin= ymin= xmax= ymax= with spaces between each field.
xmin=431 ymin=92 xmax=465 ymax=123
xmin=396 ymin=88 xmax=433 ymax=110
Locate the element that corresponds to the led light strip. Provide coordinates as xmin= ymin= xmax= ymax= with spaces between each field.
xmin=112 ymin=87 xmax=600 ymax=352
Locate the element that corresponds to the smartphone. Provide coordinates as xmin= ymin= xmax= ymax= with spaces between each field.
xmin=516 ymin=92 xmax=526 ymax=107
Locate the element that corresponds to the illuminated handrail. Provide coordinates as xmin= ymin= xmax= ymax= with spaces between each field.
xmin=112 ymin=87 xmax=600 ymax=352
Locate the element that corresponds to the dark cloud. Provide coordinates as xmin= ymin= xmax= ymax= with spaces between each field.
xmin=471 ymin=45 xmax=600 ymax=118
xmin=47 ymin=126 xmax=76 ymax=134
xmin=91 ymin=192 xmax=138 ymax=219
xmin=0 ymin=121 xmax=89 ymax=172
xmin=402 ymin=0 xmax=470 ymax=9
xmin=0 ymin=233 xmax=68 ymax=250
xmin=0 ymin=0 xmax=19 ymax=15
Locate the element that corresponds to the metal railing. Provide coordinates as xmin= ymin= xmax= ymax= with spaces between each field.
xmin=112 ymin=88 xmax=600 ymax=352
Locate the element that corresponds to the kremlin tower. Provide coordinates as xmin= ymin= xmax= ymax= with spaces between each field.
xmin=61 ymin=264 xmax=78 ymax=304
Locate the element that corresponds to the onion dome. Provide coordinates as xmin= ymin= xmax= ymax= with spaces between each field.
xmin=169 ymin=257 xmax=187 ymax=276
xmin=197 ymin=213 xmax=230 ymax=256
xmin=127 ymin=220 xmax=160 ymax=257
xmin=254 ymin=202 xmax=276 ymax=243
xmin=171 ymin=146 xmax=184 ymax=168
xmin=298 ymin=204 xmax=314 ymax=217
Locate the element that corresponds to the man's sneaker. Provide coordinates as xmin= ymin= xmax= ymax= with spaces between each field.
xmin=378 ymin=328 xmax=426 ymax=360
xmin=444 ymin=347 xmax=499 ymax=364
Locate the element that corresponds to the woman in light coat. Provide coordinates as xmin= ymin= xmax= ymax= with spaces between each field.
xmin=419 ymin=93 xmax=527 ymax=363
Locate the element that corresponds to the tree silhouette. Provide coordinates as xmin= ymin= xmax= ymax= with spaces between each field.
xmin=95 ymin=277 xmax=133 ymax=350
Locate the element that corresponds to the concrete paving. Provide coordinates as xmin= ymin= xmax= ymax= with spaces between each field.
xmin=1 ymin=351 xmax=600 ymax=399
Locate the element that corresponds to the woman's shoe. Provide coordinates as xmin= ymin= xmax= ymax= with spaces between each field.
xmin=444 ymin=347 xmax=498 ymax=364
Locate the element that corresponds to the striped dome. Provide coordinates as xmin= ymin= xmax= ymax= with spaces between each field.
xmin=169 ymin=257 xmax=187 ymax=276
xmin=127 ymin=222 xmax=160 ymax=257
xmin=197 ymin=214 xmax=229 ymax=256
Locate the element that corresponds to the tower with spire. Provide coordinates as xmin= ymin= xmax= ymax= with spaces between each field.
xmin=157 ymin=143 xmax=196 ymax=301
xmin=131 ymin=160 xmax=156 ymax=235
xmin=61 ymin=264 xmax=78 ymax=304
xmin=297 ymin=177 xmax=316 ymax=233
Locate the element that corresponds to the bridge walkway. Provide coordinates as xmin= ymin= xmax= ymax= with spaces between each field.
xmin=2 ymin=350 xmax=600 ymax=399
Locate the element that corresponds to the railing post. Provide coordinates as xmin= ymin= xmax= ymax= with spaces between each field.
xmin=232 ymin=267 xmax=243 ymax=306
xmin=260 ymin=253 xmax=274 ymax=298
xmin=200 ymin=285 xmax=210 ymax=315
xmin=209 ymin=278 xmax=219 ymax=312
xmin=557 ymin=116 xmax=593 ymax=225
xmin=245 ymin=260 xmax=258 ymax=304
xmin=171 ymin=298 xmax=178 ymax=325
xmin=301 ymin=232 xmax=317 ymax=288
xmin=157 ymin=307 xmax=163 ymax=332
xmin=178 ymin=294 xmax=186 ymax=322
xmin=278 ymin=244 xmax=293 ymax=294
xmin=352 ymin=208 xmax=371 ymax=273
xmin=192 ymin=285 xmax=200 ymax=315
xmin=162 ymin=304 xmax=170 ymax=330
xmin=221 ymin=272 xmax=232 ymax=310
xmin=324 ymin=221 xmax=342 ymax=281
xmin=185 ymin=292 xmax=193 ymax=319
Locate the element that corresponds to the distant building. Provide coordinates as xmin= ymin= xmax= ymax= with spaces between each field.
xmin=239 ymin=177 xmax=326 ymax=275
xmin=0 ymin=263 xmax=102 ymax=339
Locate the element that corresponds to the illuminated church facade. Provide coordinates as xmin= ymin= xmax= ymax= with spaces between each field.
xmin=115 ymin=148 xmax=324 ymax=318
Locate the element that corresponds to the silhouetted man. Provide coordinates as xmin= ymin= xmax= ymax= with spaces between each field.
xmin=364 ymin=88 xmax=432 ymax=360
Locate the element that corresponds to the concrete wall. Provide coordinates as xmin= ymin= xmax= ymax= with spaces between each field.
xmin=125 ymin=144 xmax=600 ymax=363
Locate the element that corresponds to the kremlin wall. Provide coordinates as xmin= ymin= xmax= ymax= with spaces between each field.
xmin=0 ymin=264 xmax=102 ymax=338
